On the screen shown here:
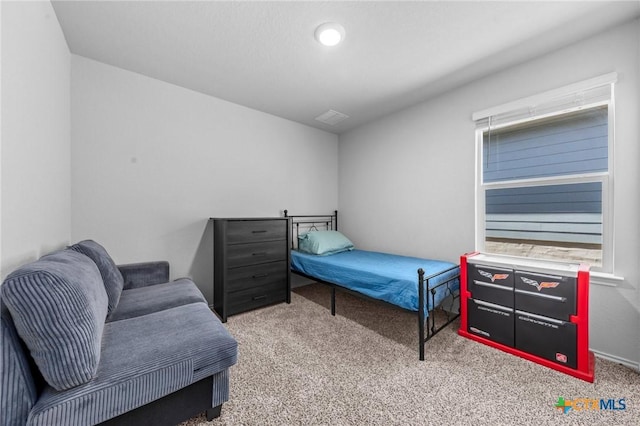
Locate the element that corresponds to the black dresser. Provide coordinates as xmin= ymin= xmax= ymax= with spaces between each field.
xmin=212 ymin=217 xmax=290 ymax=322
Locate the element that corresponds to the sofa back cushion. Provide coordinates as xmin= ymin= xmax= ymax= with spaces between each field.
xmin=71 ymin=240 xmax=124 ymax=315
xmin=1 ymin=249 xmax=109 ymax=391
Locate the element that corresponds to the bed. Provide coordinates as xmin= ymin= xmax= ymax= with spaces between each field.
xmin=284 ymin=210 xmax=460 ymax=360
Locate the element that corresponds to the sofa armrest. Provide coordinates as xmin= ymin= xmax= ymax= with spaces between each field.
xmin=118 ymin=261 xmax=170 ymax=289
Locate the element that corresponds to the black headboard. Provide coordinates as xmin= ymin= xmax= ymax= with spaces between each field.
xmin=283 ymin=210 xmax=338 ymax=250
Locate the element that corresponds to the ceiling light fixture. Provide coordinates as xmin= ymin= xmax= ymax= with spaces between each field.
xmin=315 ymin=22 xmax=345 ymax=47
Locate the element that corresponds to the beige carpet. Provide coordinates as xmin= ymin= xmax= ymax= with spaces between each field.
xmin=182 ymin=284 xmax=639 ymax=425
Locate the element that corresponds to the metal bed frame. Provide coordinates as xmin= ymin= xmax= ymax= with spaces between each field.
xmin=283 ymin=210 xmax=460 ymax=360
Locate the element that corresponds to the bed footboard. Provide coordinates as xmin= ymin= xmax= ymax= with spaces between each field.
xmin=323 ymin=266 xmax=460 ymax=360
xmin=418 ymin=267 xmax=460 ymax=361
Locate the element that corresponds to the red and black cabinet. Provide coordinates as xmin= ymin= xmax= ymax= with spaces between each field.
xmin=459 ymin=252 xmax=594 ymax=382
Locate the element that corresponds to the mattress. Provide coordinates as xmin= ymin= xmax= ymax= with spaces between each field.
xmin=291 ymin=249 xmax=459 ymax=312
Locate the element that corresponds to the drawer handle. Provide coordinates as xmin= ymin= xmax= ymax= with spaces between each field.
xmin=252 ymin=230 xmax=268 ymax=234
xmin=253 ymin=273 xmax=269 ymax=279
xmin=515 ymin=310 xmax=565 ymax=325
xmin=252 ymin=295 xmax=267 ymax=301
xmin=473 ymin=280 xmax=512 ymax=291
xmin=473 ymin=299 xmax=513 ymax=312
xmin=252 ymin=252 xmax=267 ymax=256
xmin=515 ymin=289 xmax=566 ymax=302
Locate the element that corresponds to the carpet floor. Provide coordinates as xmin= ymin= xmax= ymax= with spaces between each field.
xmin=181 ymin=283 xmax=639 ymax=425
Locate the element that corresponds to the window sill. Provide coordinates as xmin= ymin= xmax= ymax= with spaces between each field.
xmin=590 ymin=272 xmax=624 ymax=287
xmin=470 ymin=252 xmax=623 ymax=287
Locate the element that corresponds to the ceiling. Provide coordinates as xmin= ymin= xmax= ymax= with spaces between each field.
xmin=51 ymin=1 xmax=640 ymax=134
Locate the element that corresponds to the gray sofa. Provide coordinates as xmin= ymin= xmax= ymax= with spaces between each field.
xmin=1 ymin=240 xmax=238 ymax=426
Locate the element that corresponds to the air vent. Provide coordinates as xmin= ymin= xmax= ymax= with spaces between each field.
xmin=315 ymin=109 xmax=349 ymax=126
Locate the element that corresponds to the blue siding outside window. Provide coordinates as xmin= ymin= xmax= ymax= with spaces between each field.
xmin=483 ymin=106 xmax=608 ymax=183
xmin=485 ymin=183 xmax=603 ymax=245
xmin=482 ymin=106 xmax=608 ymax=248
xmin=485 ymin=182 xmax=602 ymax=215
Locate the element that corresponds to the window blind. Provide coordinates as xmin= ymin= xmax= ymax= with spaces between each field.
xmin=473 ymin=72 xmax=616 ymax=130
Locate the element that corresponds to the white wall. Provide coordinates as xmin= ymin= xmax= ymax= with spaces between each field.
xmin=339 ymin=20 xmax=640 ymax=367
xmin=71 ymin=56 xmax=338 ymax=302
xmin=1 ymin=1 xmax=71 ymax=279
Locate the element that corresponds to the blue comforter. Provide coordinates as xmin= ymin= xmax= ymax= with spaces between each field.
xmin=291 ymin=249 xmax=459 ymax=313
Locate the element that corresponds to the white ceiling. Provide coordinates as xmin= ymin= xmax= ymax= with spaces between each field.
xmin=51 ymin=1 xmax=640 ymax=134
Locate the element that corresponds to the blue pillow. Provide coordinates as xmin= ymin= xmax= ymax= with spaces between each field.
xmin=71 ymin=240 xmax=124 ymax=316
xmin=1 ymin=249 xmax=108 ymax=391
xmin=298 ymin=230 xmax=354 ymax=255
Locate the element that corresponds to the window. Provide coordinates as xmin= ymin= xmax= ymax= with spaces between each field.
xmin=474 ymin=74 xmax=616 ymax=272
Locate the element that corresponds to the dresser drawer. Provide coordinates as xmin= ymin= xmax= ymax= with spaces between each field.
xmin=469 ymin=264 xmax=514 ymax=288
xmin=514 ymin=271 xmax=576 ymax=320
xmin=226 ymin=261 xmax=287 ymax=292
xmin=469 ymin=280 xmax=514 ymax=308
xmin=467 ymin=298 xmax=514 ymax=348
xmin=226 ymin=220 xmax=286 ymax=244
xmin=515 ymin=310 xmax=577 ymax=369
xmin=468 ymin=264 xmax=515 ymax=307
xmin=227 ymin=282 xmax=287 ymax=316
xmin=226 ymin=240 xmax=287 ymax=268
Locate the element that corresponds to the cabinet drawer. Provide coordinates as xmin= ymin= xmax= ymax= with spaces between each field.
xmin=226 ymin=220 xmax=286 ymax=244
xmin=515 ymin=271 xmax=576 ymax=320
xmin=468 ymin=264 xmax=514 ymax=307
xmin=469 ymin=264 xmax=514 ymax=288
xmin=515 ymin=310 xmax=577 ymax=369
xmin=467 ymin=298 xmax=514 ymax=347
xmin=227 ymin=282 xmax=287 ymax=316
xmin=469 ymin=280 xmax=514 ymax=308
xmin=227 ymin=241 xmax=287 ymax=268
xmin=226 ymin=261 xmax=287 ymax=292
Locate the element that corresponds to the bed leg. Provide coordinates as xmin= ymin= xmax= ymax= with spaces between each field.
xmin=331 ymin=286 xmax=336 ymax=316
xmin=418 ymin=268 xmax=425 ymax=361
xmin=419 ymin=324 xmax=425 ymax=361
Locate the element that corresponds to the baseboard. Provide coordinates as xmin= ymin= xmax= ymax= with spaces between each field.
xmin=592 ymin=349 xmax=639 ymax=371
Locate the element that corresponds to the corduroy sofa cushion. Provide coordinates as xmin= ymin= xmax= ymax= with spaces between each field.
xmin=107 ymin=278 xmax=207 ymax=322
xmin=1 ymin=249 xmax=109 ymax=391
xmin=28 ymin=303 xmax=238 ymax=426
xmin=71 ymin=240 xmax=125 ymax=315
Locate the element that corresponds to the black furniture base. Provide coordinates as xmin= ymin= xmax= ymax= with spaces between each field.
xmin=99 ymin=376 xmax=220 ymax=426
